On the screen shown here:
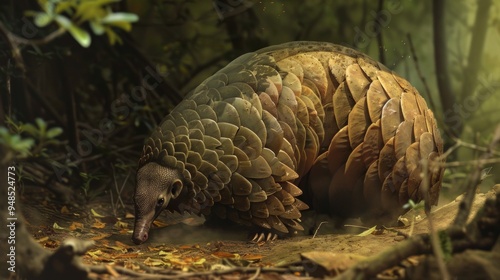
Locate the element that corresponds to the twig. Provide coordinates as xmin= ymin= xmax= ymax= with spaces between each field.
xmin=248 ymin=267 xmax=261 ymax=280
xmin=422 ymin=159 xmax=450 ymax=280
xmin=313 ymin=221 xmax=328 ymax=238
xmin=443 ymin=157 xmax=500 ymax=168
xmin=111 ymin=164 xmax=128 ymax=213
xmin=406 ymin=34 xmax=435 ymax=111
xmin=453 ymin=125 xmax=500 ymax=227
xmin=0 ymin=21 xmax=66 ymax=72
xmin=89 ymin=264 xmax=296 ymax=279
xmin=333 ymin=193 xmax=499 ymax=280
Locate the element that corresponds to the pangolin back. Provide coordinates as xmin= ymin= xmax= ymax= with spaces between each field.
xmin=138 ymin=41 xmax=445 ymax=233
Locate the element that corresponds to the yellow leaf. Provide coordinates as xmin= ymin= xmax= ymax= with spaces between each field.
xmin=114 ymin=220 xmax=128 ymax=229
xmin=91 ymin=209 xmax=105 ymax=217
xmin=53 ymin=222 xmax=65 ymax=230
xmin=192 ymin=258 xmax=206 ymax=265
xmin=357 ymin=225 xmax=377 ymax=237
xmin=144 ymin=257 xmax=165 ymax=266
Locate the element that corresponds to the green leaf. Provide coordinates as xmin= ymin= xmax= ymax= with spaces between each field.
xmin=34 ymin=13 xmax=53 ymax=27
xmin=68 ymin=24 xmax=91 ymax=47
xmin=21 ymin=123 xmax=38 ymax=137
xmin=55 ymin=1 xmax=76 ymax=15
xmin=11 ymin=138 xmax=35 ymax=155
xmin=54 ymin=14 xmax=72 ymax=28
xmin=101 ymin=12 xmax=139 ymax=23
xmin=75 ymin=0 xmax=120 ymax=20
xmin=46 ymin=127 xmax=63 ymax=138
xmin=105 ymin=20 xmax=132 ymax=31
xmin=89 ymin=21 xmax=105 ymax=35
xmin=105 ymin=28 xmax=122 ymax=45
xmin=35 ymin=118 xmax=47 ymax=133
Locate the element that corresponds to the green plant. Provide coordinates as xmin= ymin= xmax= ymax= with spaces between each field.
xmin=6 ymin=117 xmax=63 ymax=156
xmin=27 ymin=0 xmax=139 ymax=47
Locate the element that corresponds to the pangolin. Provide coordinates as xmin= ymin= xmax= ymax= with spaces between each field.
xmin=132 ymin=41 xmax=445 ymax=244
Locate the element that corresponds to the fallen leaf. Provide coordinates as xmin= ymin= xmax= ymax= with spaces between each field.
xmin=53 ymin=223 xmax=65 ymax=230
xmin=61 ymin=206 xmax=70 ymax=214
xmin=159 ymin=250 xmax=175 ymax=256
xmin=92 ymin=219 xmax=106 ymax=229
xmin=125 ymin=212 xmax=135 ymax=219
xmin=357 ymin=225 xmax=377 ymax=237
xmin=115 ymin=241 xmax=129 ymax=248
xmin=106 ymin=245 xmax=128 ymax=253
xmin=69 ymin=222 xmax=84 ymax=231
xmin=242 ymin=254 xmax=263 ymax=261
xmin=91 ymin=209 xmax=105 ymax=218
xmin=192 ymin=258 xmax=206 ymax=266
xmin=144 ymin=257 xmax=166 ymax=266
xmin=114 ymin=220 xmax=128 ymax=229
xmin=91 ymin=233 xmax=112 ymax=241
xmin=88 ymin=250 xmax=103 ymax=258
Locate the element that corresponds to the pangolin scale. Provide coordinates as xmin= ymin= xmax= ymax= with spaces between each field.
xmin=132 ymin=41 xmax=445 ymax=244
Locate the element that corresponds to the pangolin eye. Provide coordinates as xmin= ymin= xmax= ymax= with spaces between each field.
xmin=156 ymin=198 xmax=164 ymax=208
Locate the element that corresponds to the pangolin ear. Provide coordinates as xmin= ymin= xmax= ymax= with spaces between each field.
xmin=171 ymin=179 xmax=183 ymax=199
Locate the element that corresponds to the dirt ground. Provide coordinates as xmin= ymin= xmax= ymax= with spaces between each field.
xmin=20 ymin=185 xmax=496 ymax=278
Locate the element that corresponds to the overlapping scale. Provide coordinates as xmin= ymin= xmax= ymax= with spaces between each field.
xmin=137 ymin=41 xmax=445 ymax=236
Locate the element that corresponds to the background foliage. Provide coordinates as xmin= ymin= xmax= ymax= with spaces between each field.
xmin=1 ymin=0 xmax=499 ymax=205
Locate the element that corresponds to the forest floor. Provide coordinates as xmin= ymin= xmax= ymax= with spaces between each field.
xmin=20 ymin=186 xmax=496 ymax=279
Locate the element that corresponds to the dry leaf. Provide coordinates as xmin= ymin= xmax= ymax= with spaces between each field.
xmin=192 ymin=258 xmax=206 ymax=266
xmin=91 ymin=233 xmax=112 ymax=241
xmin=242 ymin=254 xmax=263 ymax=261
xmin=61 ymin=206 xmax=70 ymax=214
xmin=88 ymin=250 xmax=103 ymax=258
xmin=125 ymin=212 xmax=135 ymax=219
xmin=106 ymin=245 xmax=127 ymax=253
xmin=69 ymin=222 xmax=84 ymax=231
xmin=114 ymin=220 xmax=128 ymax=229
xmin=357 ymin=225 xmax=377 ymax=236
xmin=144 ymin=257 xmax=165 ymax=266
xmin=91 ymin=219 xmax=106 ymax=229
